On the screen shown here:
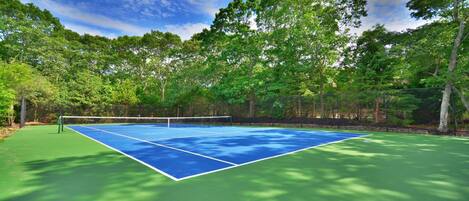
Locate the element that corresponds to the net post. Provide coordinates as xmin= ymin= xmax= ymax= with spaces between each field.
xmin=167 ymin=118 xmax=170 ymax=128
xmin=57 ymin=116 xmax=61 ymax=133
xmin=61 ymin=116 xmax=65 ymax=133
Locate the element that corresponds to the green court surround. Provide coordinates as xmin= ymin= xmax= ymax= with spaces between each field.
xmin=1 ymin=125 xmax=468 ymax=201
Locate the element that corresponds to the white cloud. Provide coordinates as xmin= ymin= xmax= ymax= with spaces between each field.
xmin=30 ymin=0 xmax=151 ymax=35
xmin=160 ymin=0 xmax=172 ymax=7
xmin=367 ymin=0 xmax=404 ymax=13
xmin=383 ymin=19 xmax=430 ymax=32
xmin=21 ymin=0 xmax=215 ymax=39
xmin=351 ymin=16 xmax=430 ymax=35
xmin=350 ymin=0 xmax=431 ymax=35
xmin=186 ymin=0 xmax=221 ymax=16
xmin=123 ymin=0 xmax=176 ymax=18
xmin=123 ymin=0 xmax=225 ymax=18
xmin=63 ymin=23 xmax=117 ymax=38
xmin=121 ymin=0 xmax=226 ymax=18
xmin=123 ymin=0 xmax=158 ymax=7
xmin=164 ymin=23 xmax=210 ymax=40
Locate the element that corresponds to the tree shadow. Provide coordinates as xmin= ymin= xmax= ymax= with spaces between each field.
xmin=4 ymin=133 xmax=469 ymax=201
xmin=5 ymin=151 xmax=172 ymax=201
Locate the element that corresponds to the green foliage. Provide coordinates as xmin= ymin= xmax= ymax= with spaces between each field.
xmin=112 ymin=79 xmax=139 ymax=105
xmin=353 ymin=25 xmax=397 ymax=90
xmin=0 ymin=83 xmax=15 ymax=122
xmin=203 ymin=0 xmax=366 ymax=115
xmin=407 ymin=0 xmax=455 ymax=19
xmin=0 ymin=0 xmax=465 ymax=127
xmin=0 ymin=61 xmax=54 ymax=100
xmin=385 ymin=92 xmax=421 ymax=126
xmin=64 ymin=70 xmax=112 ymax=108
xmin=0 ymin=60 xmax=55 ymax=124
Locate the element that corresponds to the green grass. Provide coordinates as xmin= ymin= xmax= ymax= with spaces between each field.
xmin=1 ymin=125 xmax=469 ymax=201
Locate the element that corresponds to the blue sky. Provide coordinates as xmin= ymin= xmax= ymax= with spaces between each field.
xmin=22 ymin=0 xmax=429 ymax=40
xmin=354 ymin=0 xmax=430 ymax=34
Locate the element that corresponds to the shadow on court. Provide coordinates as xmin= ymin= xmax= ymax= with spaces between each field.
xmin=3 ymin=128 xmax=469 ymax=201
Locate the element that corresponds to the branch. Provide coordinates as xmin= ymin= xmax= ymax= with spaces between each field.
xmin=453 ymin=0 xmax=460 ymax=21
xmin=455 ymin=18 xmax=467 ymax=48
xmin=453 ymin=86 xmax=469 ymax=112
xmin=462 ymin=31 xmax=469 ymax=43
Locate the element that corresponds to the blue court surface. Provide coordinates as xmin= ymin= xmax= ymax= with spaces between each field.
xmin=68 ymin=124 xmax=366 ymax=181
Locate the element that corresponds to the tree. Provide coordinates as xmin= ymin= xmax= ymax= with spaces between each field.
xmin=350 ymin=25 xmax=397 ymax=123
xmin=0 ymin=0 xmax=67 ymax=80
xmin=205 ymin=0 xmax=264 ymax=117
xmin=256 ymin=0 xmax=365 ymax=117
xmin=407 ymin=0 xmax=468 ymax=132
xmin=203 ymin=0 xmax=366 ymax=118
xmin=0 ymin=61 xmax=54 ymax=127
xmin=143 ymin=31 xmax=183 ymax=103
xmin=111 ymin=79 xmax=139 ymax=116
xmin=64 ymin=70 xmax=112 ymax=114
xmin=394 ymin=22 xmax=454 ymax=87
xmin=111 ymin=79 xmax=139 ymax=105
xmin=0 ymin=0 xmax=464 ymax=130
xmin=0 ymin=83 xmax=15 ymax=125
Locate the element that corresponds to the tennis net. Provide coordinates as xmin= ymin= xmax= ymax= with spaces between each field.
xmin=57 ymin=115 xmax=232 ymax=133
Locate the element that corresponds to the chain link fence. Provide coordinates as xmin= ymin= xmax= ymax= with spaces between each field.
xmin=25 ymin=88 xmax=468 ymax=133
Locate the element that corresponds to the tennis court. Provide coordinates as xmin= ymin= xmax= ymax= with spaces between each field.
xmin=3 ymin=125 xmax=469 ymax=201
xmin=65 ymin=118 xmax=365 ymax=181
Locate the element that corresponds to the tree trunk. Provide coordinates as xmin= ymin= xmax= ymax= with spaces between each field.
xmin=374 ymin=97 xmax=380 ymax=123
xmin=357 ymin=106 xmax=361 ymax=121
xmin=453 ymin=87 xmax=469 ymax=112
xmin=438 ymin=19 xmax=465 ymax=132
xmin=312 ymin=100 xmax=316 ymax=118
xmin=248 ymin=93 xmax=255 ymax=118
xmin=8 ymin=105 xmax=14 ymax=126
xmin=189 ymin=103 xmax=193 ymax=116
xmin=335 ymin=96 xmax=339 ymax=119
xmin=319 ymin=83 xmax=325 ymax=118
xmin=124 ymin=105 xmax=129 ymax=117
xmin=33 ymin=104 xmax=38 ymax=122
xmin=297 ymin=96 xmax=302 ymax=117
xmin=20 ymin=96 xmax=26 ymax=128
xmin=439 ymin=84 xmax=452 ymax=132
xmin=161 ymin=87 xmax=165 ymax=102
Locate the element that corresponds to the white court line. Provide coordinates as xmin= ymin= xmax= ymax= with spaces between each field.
xmin=67 ymin=125 xmax=369 ymax=181
xmin=132 ymin=125 xmax=257 ymax=141
xmin=91 ymin=123 xmax=286 ymax=137
xmin=108 ymin=124 xmax=356 ymax=143
xmin=67 ymin=127 xmax=179 ymax=181
xmin=135 ymin=124 xmax=248 ymax=135
xmin=176 ymin=134 xmax=370 ymax=181
xmin=136 ymin=131 xmax=240 ymax=142
xmin=82 ymin=126 xmax=238 ymax=166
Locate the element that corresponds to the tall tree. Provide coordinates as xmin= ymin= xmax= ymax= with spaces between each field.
xmin=351 ymin=25 xmax=397 ymax=123
xmin=207 ymin=0 xmax=264 ymax=117
xmin=256 ymin=0 xmax=366 ymax=117
xmin=143 ymin=31 xmax=183 ymax=103
xmin=407 ymin=0 xmax=468 ymax=132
